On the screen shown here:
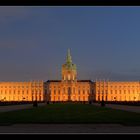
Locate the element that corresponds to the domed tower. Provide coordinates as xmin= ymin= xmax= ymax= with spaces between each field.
xmin=62 ymin=49 xmax=77 ymax=82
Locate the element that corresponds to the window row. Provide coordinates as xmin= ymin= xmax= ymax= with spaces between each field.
xmin=97 ymin=96 xmax=139 ymax=101
xmin=97 ymin=85 xmax=139 ymax=88
xmin=50 ymin=89 xmax=90 ymax=94
xmin=97 ymin=90 xmax=139 ymax=94
xmin=0 ymin=91 xmax=42 ymax=94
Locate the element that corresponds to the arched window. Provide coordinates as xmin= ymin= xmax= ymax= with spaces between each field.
xmin=73 ymin=75 xmax=74 ymax=80
xmin=68 ymin=87 xmax=71 ymax=101
xmin=68 ymin=87 xmax=71 ymax=96
xmin=78 ymin=90 xmax=80 ymax=94
xmin=106 ymin=95 xmax=107 ymax=101
xmin=73 ymin=88 xmax=75 ymax=94
xmin=98 ymin=96 xmax=100 ymax=101
xmin=54 ymin=90 xmax=56 ymax=95
xmin=68 ymin=74 xmax=70 ymax=80
xmin=120 ymin=90 xmax=121 ymax=94
xmin=64 ymin=75 xmax=66 ymax=80
xmin=124 ymin=90 xmax=126 ymax=94
xmin=83 ymin=90 xmax=85 ymax=94
xmin=58 ymin=89 xmax=60 ymax=94
xmin=58 ymin=96 xmax=60 ymax=101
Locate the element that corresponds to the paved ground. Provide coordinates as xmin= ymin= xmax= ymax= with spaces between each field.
xmin=0 ymin=103 xmax=45 ymax=112
xmin=0 ymin=102 xmax=139 ymax=113
xmin=93 ymin=103 xmax=140 ymax=113
xmin=0 ymin=124 xmax=140 ymax=134
xmin=0 ymin=103 xmax=140 ymax=134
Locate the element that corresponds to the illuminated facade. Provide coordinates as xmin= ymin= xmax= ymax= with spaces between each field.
xmin=0 ymin=49 xmax=140 ymax=102
xmin=95 ymin=81 xmax=140 ymax=101
xmin=44 ymin=49 xmax=140 ymax=102
xmin=44 ymin=49 xmax=94 ymax=102
xmin=0 ymin=81 xmax=44 ymax=101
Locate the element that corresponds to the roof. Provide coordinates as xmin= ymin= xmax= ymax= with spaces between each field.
xmin=77 ymin=80 xmax=93 ymax=82
xmin=45 ymin=80 xmax=93 ymax=83
xmin=46 ymin=80 xmax=61 ymax=83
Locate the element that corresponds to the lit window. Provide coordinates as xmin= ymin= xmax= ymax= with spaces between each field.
xmin=73 ymin=75 xmax=74 ymax=80
xmin=98 ymin=96 xmax=100 ymax=101
xmin=83 ymin=90 xmax=85 ymax=94
xmin=106 ymin=96 xmax=107 ymax=101
xmin=68 ymin=74 xmax=70 ymax=80
xmin=79 ymin=90 xmax=80 ymax=94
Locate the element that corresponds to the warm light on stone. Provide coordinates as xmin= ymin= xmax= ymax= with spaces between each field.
xmin=0 ymin=49 xmax=140 ymax=102
xmin=0 ymin=81 xmax=44 ymax=101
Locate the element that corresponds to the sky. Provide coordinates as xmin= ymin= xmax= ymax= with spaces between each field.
xmin=0 ymin=6 xmax=140 ymax=81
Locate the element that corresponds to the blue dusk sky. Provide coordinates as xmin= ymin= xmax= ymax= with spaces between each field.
xmin=0 ymin=6 xmax=140 ymax=81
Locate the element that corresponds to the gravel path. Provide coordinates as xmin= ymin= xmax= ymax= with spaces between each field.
xmin=93 ymin=103 xmax=140 ymax=113
xmin=0 ymin=103 xmax=139 ymax=134
xmin=0 ymin=103 xmax=45 ymax=112
xmin=0 ymin=124 xmax=139 ymax=134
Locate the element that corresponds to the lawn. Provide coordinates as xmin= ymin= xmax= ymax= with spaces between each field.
xmin=0 ymin=103 xmax=140 ymax=126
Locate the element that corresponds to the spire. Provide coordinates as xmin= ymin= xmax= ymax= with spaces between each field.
xmin=66 ymin=48 xmax=72 ymax=63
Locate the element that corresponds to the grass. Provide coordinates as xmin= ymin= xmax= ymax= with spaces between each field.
xmin=0 ymin=103 xmax=140 ymax=126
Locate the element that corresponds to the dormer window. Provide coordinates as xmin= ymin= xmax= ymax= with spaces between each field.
xmin=68 ymin=74 xmax=70 ymax=80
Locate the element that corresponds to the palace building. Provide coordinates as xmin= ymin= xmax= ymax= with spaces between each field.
xmin=0 ymin=81 xmax=44 ymax=102
xmin=95 ymin=81 xmax=140 ymax=101
xmin=44 ymin=49 xmax=95 ymax=102
xmin=0 ymin=49 xmax=140 ymax=102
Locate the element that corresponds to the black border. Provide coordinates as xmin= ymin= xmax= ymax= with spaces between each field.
xmin=0 ymin=0 xmax=140 ymax=138
xmin=0 ymin=133 xmax=138 ymax=138
xmin=0 ymin=0 xmax=140 ymax=6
